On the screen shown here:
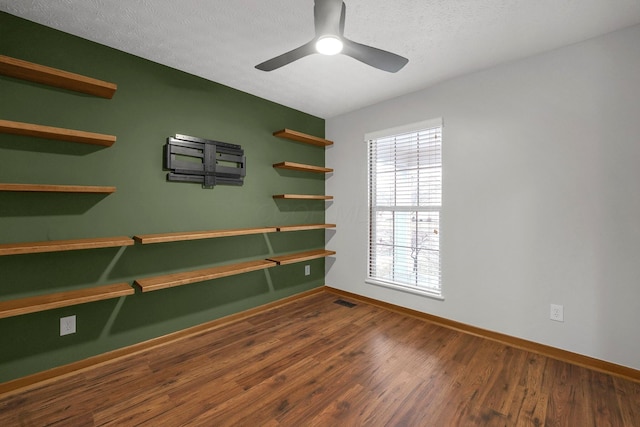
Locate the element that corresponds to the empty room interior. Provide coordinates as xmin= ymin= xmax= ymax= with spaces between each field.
xmin=1 ymin=1 xmax=639 ymax=425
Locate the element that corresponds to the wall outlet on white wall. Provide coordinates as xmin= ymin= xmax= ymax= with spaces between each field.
xmin=550 ymin=304 xmax=564 ymax=322
xmin=60 ymin=315 xmax=76 ymax=336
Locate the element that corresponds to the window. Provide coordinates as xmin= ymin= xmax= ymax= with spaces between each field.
xmin=366 ymin=118 xmax=442 ymax=298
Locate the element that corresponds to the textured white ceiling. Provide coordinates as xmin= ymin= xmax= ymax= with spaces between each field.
xmin=2 ymin=0 xmax=640 ymax=118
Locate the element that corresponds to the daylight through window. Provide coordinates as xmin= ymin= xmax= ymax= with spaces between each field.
xmin=366 ymin=118 xmax=442 ymax=297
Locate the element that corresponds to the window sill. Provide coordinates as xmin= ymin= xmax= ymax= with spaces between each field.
xmin=366 ymin=279 xmax=445 ymax=301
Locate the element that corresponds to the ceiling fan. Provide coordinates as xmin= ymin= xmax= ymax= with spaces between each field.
xmin=255 ymin=0 xmax=409 ymax=73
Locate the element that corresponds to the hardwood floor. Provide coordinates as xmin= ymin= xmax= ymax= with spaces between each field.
xmin=1 ymin=291 xmax=638 ymax=426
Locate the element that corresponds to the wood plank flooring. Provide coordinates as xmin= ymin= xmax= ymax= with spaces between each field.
xmin=1 ymin=291 xmax=638 ymax=426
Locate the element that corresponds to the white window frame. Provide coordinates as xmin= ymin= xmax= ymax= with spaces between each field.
xmin=366 ymin=118 xmax=443 ymax=300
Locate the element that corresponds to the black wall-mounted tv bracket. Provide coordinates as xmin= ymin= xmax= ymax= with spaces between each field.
xmin=164 ymin=134 xmax=246 ymax=188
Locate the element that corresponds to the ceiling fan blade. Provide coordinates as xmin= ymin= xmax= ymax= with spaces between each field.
xmin=339 ymin=2 xmax=346 ymax=35
xmin=314 ymin=0 xmax=344 ymax=37
xmin=255 ymin=41 xmax=316 ymax=71
xmin=342 ymin=38 xmax=409 ymax=73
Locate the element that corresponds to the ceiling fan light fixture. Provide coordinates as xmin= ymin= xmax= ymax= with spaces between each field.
xmin=315 ymin=35 xmax=343 ymax=55
xmin=255 ymin=0 xmax=408 ymax=72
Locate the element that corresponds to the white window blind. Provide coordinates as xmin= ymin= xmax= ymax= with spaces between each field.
xmin=367 ymin=119 xmax=442 ymax=297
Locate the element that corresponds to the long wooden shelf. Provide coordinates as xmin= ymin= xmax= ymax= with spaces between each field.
xmin=134 ymin=226 xmax=278 ymax=245
xmin=135 ymin=259 xmax=277 ymax=292
xmin=267 ymin=249 xmax=336 ymax=265
xmin=0 ymin=55 xmax=117 ymax=99
xmin=133 ymin=224 xmax=335 ymax=244
xmin=273 ymin=194 xmax=333 ymax=200
xmin=0 ymin=119 xmax=116 ymax=147
xmin=273 ymin=161 xmax=333 ymax=174
xmin=0 ymin=183 xmax=116 ymax=193
xmin=277 ymin=224 xmax=336 ymax=232
xmin=273 ymin=129 xmax=333 ymax=147
xmin=0 ymin=283 xmax=134 ymax=320
xmin=0 ymin=236 xmax=134 ymax=256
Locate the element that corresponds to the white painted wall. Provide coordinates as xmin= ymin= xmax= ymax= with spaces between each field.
xmin=325 ymin=24 xmax=640 ymax=369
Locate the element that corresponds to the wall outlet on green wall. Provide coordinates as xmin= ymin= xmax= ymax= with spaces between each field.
xmin=60 ymin=315 xmax=76 ymax=336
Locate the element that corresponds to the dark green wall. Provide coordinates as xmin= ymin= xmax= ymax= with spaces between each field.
xmin=0 ymin=13 xmax=327 ymax=382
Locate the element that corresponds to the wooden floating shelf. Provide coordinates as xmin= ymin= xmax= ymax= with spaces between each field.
xmin=0 ymin=183 xmax=116 ymax=193
xmin=0 ymin=119 xmax=117 ymax=147
xmin=273 ymin=161 xmax=333 ymax=174
xmin=273 ymin=129 xmax=333 ymax=147
xmin=273 ymin=194 xmax=333 ymax=200
xmin=277 ymin=224 xmax=336 ymax=232
xmin=0 ymin=236 xmax=134 ymax=256
xmin=267 ymin=249 xmax=336 ymax=266
xmin=135 ymin=259 xmax=277 ymax=293
xmin=0 ymin=54 xmax=117 ymax=99
xmin=0 ymin=283 xmax=133 ymax=320
xmin=133 ymin=224 xmax=335 ymax=244
xmin=134 ymin=226 xmax=278 ymax=245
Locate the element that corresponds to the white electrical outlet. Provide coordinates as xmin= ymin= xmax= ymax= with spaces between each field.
xmin=60 ymin=315 xmax=76 ymax=336
xmin=550 ymin=304 xmax=564 ymax=322
xmin=304 ymin=265 xmax=310 ymax=276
